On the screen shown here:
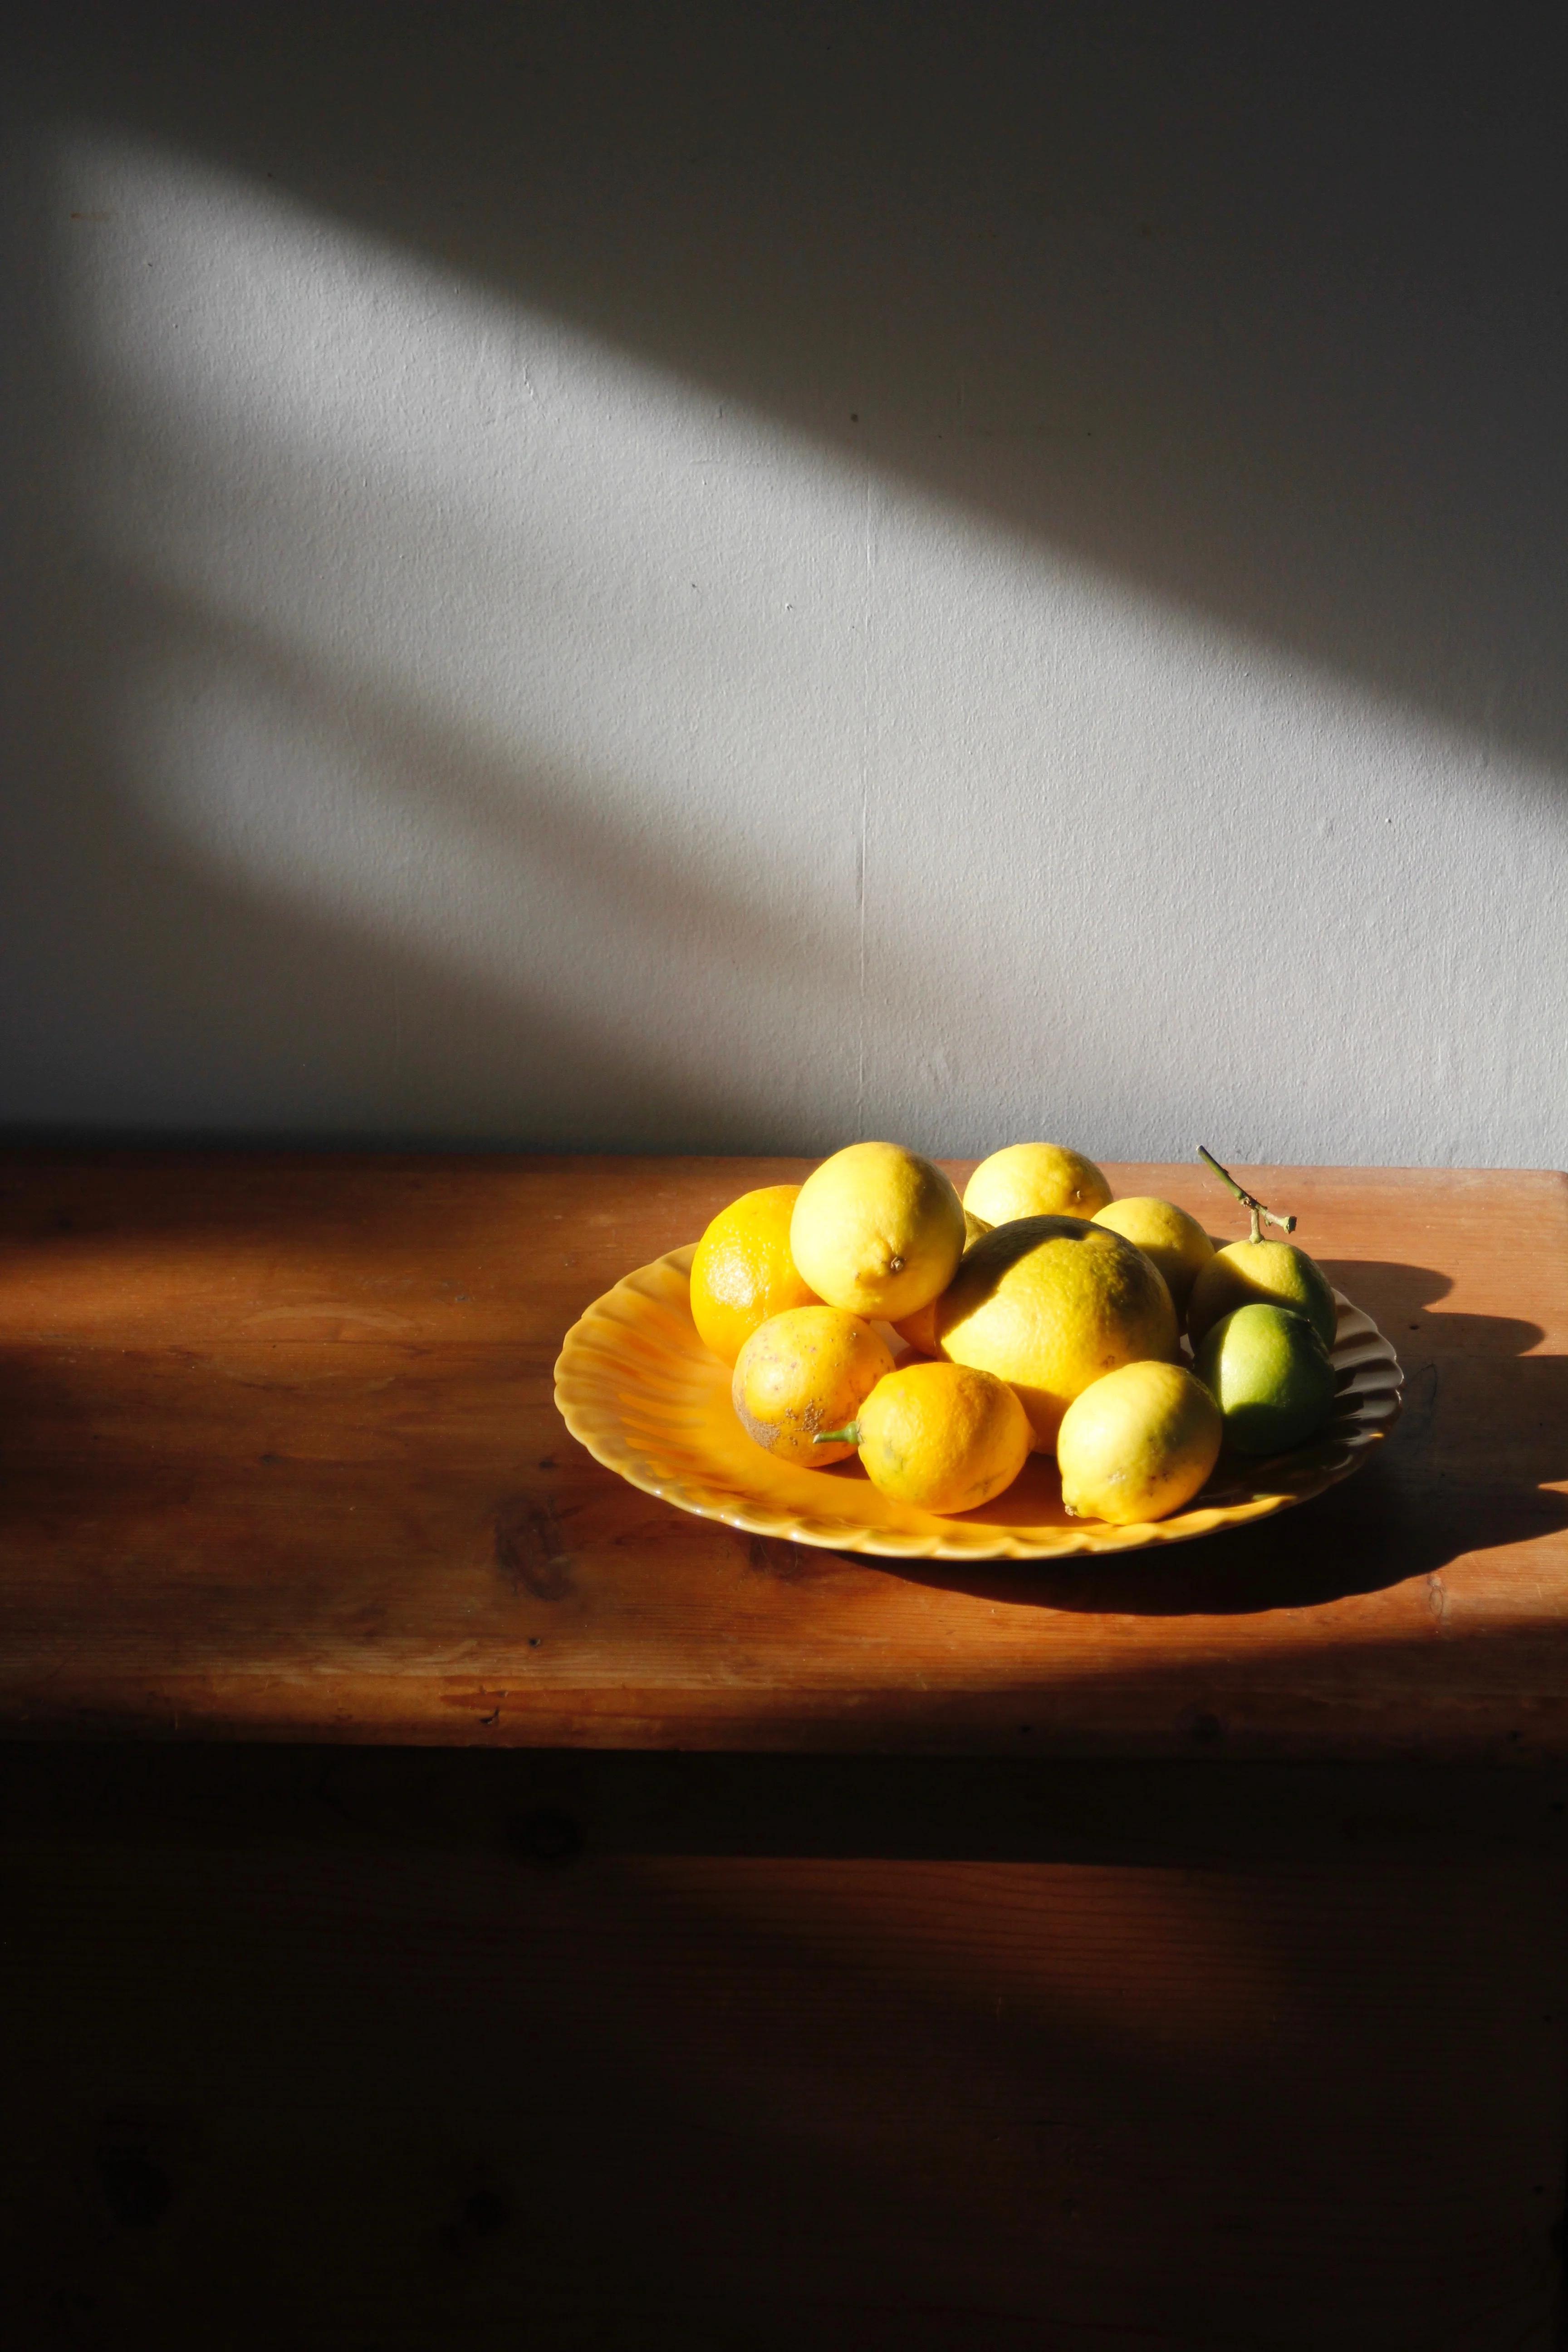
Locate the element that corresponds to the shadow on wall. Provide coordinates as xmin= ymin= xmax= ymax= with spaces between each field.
xmin=1 ymin=3 xmax=1566 ymax=1150
xmin=1 ymin=557 xmax=876 ymax=1150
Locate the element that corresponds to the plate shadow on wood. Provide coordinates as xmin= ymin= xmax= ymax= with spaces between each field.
xmin=881 ymin=1264 xmax=1568 ymax=1616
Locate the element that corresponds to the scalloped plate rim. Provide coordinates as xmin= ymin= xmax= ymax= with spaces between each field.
xmin=554 ymin=1243 xmax=1405 ymax=1562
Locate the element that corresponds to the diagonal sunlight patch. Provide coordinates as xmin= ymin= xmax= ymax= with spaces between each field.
xmin=44 ymin=129 xmax=1568 ymax=1158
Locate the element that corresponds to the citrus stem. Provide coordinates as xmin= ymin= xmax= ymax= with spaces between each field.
xmin=1197 ymin=1146 xmax=1297 ymax=1245
xmin=813 ymin=1423 xmax=862 ymax=1447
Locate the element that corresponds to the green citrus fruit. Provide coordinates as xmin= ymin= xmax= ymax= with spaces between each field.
xmin=1195 ymin=1302 xmax=1337 ymax=1455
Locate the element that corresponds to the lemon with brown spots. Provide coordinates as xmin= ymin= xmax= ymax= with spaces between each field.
xmin=732 ymin=1304 xmax=894 ymax=1467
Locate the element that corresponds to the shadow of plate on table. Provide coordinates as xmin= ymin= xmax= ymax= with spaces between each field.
xmin=886 ymin=1262 xmax=1568 ymax=1617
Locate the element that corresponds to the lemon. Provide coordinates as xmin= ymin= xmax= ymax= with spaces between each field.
xmin=1195 ymin=1302 xmax=1336 ymax=1455
xmin=1186 ymin=1240 xmax=1338 ymax=1353
xmin=1057 ymin=1360 xmax=1224 ymax=1524
xmin=820 ymin=1360 xmax=1031 ymax=1514
xmin=892 ymin=1210 xmax=992 ymax=1356
xmin=732 ymin=1305 xmax=894 ymax=1466
xmin=790 ymin=1142 xmax=966 ymax=1321
xmin=932 ymin=1215 xmax=1178 ymax=1452
xmin=689 ymin=1184 xmax=820 ymax=1365
xmin=1091 ymin=1196 xmax=1215 ymax=1317
xmin=963 ymin=1143 xmax=1112 ymax=1226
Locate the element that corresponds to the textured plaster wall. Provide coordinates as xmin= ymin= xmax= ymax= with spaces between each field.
xmin=2 ymin=6 xmax=1565 ymax=1164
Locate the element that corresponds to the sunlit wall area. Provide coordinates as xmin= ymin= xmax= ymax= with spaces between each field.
xmin=2 ymin=6 xmax=1564 ymax=1161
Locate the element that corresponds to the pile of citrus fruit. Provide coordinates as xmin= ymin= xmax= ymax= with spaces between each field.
xmin=689 ymin=1141 xmax=1341 ymax=1524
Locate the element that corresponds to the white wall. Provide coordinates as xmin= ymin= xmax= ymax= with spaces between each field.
xmin=3 ymin=6 xmax=1564 ymax=1163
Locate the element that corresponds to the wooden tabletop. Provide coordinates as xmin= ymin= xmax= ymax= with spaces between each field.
xmin=0 ymin=1151 xmax=1564 ymax=1759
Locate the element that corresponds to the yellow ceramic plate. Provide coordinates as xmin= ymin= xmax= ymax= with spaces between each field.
xmin=554 ymin=1245 xmax=1404 ymax=1561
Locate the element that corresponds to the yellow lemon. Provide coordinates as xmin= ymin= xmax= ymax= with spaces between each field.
xmin=932 ymin=1216 xmax=1177 ymax=1452
xmin=1091 ymin=1196 xmax=1215 ymax=1318
xmin=732 ymin=1305 xmax=894 ymax=1466
xmin=892 ymin=1210 xmax=991 ymax=1356
xmin=1186 ymin=1240 xmax=1338 ymax=1353
xmin=790 ymin=1142 xmax=966 ymax=1321
xmin=820 ymin=1360 xmax=1031 ymax=1514
xmin=963 ymin=1142 xmax=1112 ymax=1225
xmin=689 ymin=1184 xmax=820 ymax=1365
xmin=1057 ymin=1361 xmax=1223 ymax=1524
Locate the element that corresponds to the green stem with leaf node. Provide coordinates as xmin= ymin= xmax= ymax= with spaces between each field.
xmin=1197 ymin=1146 xmax=1297 ymax=1245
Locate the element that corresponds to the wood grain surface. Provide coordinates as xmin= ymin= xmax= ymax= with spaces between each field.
xmin=2 ymin=1152 xmax=1566 ymax=1757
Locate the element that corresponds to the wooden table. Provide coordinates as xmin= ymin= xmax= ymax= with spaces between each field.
xmin=3 ymin=1153 xmax=1567 ymax=2348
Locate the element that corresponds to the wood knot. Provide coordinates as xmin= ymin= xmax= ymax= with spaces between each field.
xmin=495 ymin=1498 xmax=574 ymax=1600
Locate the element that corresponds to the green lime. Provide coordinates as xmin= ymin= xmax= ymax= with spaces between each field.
xmin=1195 ymin=1302 xmax=1337 ymax=1456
